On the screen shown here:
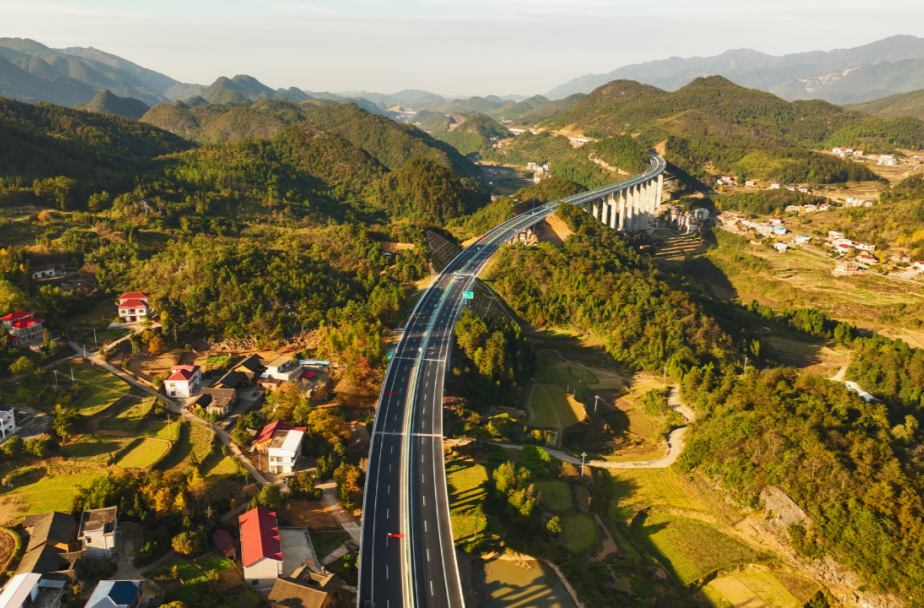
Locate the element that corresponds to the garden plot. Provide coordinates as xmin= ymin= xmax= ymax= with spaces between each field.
xmin=115 ymin=437 xmax=171 ymax=468
xmin=702 ymin=570 xmax=817 ymax=608
xmin=447 ymin=458 xmax=489 ymax=541
xmin=69 ymin=366 xmax=130 ymax=416
xmin=99 ymin=397 xmax=155 ymax=433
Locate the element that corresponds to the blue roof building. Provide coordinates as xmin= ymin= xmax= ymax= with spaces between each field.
xmin=86 ymin=580 xmax=143 ymax=608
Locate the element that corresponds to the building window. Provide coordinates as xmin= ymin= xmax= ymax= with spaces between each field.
xmin=251 ymin=581 xmax=258 ymax=586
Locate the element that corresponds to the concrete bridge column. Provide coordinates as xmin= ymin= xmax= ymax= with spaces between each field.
xmin=601 ymin=198 xmax=610 ymax=226
xmin=644 ymin=179 xmax=654 ymax=230
xmin=592 ymin=200 xmax=600 ymax=220
xmin=656 ymin=174 xmax=664 ymax=208
xmin=608 ymin=194 xmax=618 ymax=230
xmin=632 ymin=184 xmax=641 ymax=232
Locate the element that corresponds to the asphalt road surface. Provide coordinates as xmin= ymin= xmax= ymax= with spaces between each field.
xmin=358 ymin=154 xmax=666 ymax=608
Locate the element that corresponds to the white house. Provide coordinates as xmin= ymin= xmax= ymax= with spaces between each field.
xmin=0 ymin=573 xmax=68 ymax=608
xmin=855 ymin=243 xmax=876 ymax=252
xmin=828 ymin=231 xmax=845 ymax=239
xmin=857 ymin=253 xmax=879 ymax=265
xmin=165 ymin=365 xmax=201 ymax=398
xmin=241 ymin=507 xmax=283 ymax=589
xmin=1 ymin=311 xmax=44 ymax=345
xmin=913 ymin=261 xmax=924 ymax=272
xmin=265 ymin=356 xmax=302 ymax=382
xmin=794 ymin=235 xmax=812 ymax=245
xmin=267 ymin=429 xmax=304 ymax=475
xmin=117 ymin=292 xmax=150 ymax=323
xmin=774 ymin=243 xmax=789 ymax=253
xmin=31 ymin=267 xmax=61 ymax=280
xmin=769 ymin=183 xmax=781 ymax=190
xmin=78 ymin=507 xmax=118 ymax=559
xmin=0 ymin=406 xmax=17 ymax=441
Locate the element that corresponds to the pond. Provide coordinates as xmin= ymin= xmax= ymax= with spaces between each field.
xmin=477 ymin=558 xmax=577 ymax=608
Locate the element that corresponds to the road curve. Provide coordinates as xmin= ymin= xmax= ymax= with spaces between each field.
xmin=357 ymin=154 xmax=667 ymax=608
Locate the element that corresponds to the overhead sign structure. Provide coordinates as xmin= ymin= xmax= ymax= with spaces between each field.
xmin=462 ymin=292 xmax=474 ymax=300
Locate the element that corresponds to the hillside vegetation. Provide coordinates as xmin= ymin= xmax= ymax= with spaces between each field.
xmin=539 ymin=77 xmax=924 ymax=183
xmin=75 ymin=89 xmax=150 ymax=120
xmin=853 ymin=88 xmax=924 ymax=120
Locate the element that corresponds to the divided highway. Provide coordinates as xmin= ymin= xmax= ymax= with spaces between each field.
xmin=358 ymin=153 xmax=666 ymax=608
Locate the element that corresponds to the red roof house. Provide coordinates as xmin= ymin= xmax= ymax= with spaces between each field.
xmin=165 ymin=365 xmax=201 ymax=398
xmin=0 ymin=311 xmax=34 ymax=323
xmin=240 ymin=507 xmax=282 ymax=588
xmin=117 ymin=292 xmax=150 ymax=323
xmin=1 ymin=311 xmax=43 ymax=344
xmin=212 ymin=529 xmax=237 ymax=560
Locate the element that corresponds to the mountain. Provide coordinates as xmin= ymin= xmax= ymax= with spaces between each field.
xmin=852 ymin=88 xmax=924 ymax=120
xmin=545 ymin=35 xmax=924 ymax=105
xmin=0 ymin=37 xmax=172 ymax=106
xmin=531 ymin=76 xmax=924 ymax=185
xmin=56 ymin=45 xmax=180 ymax=96
xmin=0 ymin=54 xmax=97 ymax=106
xmin=140 ymin=98 xmax=481 ymax=179
xmin=75 ymin=89 xmax=150 ymax=120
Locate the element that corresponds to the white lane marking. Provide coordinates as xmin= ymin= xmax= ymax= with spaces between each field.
xmin=388 ymin=485 xmax=391 ymax=494
xmin=424 ymin=520 xmax=428 ymax=532
xmin=389 ymin=465 xmax=392 ymax=473
xmin=386 ymin=565 xmax=389 ymax=579
xmin=431 ymin=581 xmax=434 ymax=596
xmin=422 ymin=474 xmax=425 ymax=483
xmin=387 ymin=508 xmax=390 ymax=519
xmin=423 ymin=495 xmax=426 ymax=506
xmin=391 ymin=446 xmax=393 ymax=454
xmin=427 ymin=549 xmax=431 ymax=562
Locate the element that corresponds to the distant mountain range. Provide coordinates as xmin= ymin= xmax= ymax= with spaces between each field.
xmin=546 ymin=35 xmax=924 ymax=105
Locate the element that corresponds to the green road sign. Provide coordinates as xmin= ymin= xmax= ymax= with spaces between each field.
xmin=462 ymin=292 xmax=474 ymax=300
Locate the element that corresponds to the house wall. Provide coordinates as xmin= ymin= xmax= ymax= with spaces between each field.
xmin=83 ymin=529 xmax=117 ymax=559
xmin=0 ymin=413 xmax=17 ymax=440
xmin=243 ymin=557 xmax=282 ymax=589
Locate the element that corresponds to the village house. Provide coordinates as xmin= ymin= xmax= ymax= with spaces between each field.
xmin=215 ymin=370 xmax=247 ymax=390
xmin=0 ymin=573 xmax=71 ymax=608
xmin=891 ymin=252 xmax=912 ymax=264
xmin=878 ymin=154 xmax=896 ymax=166
xmin=785 ymin=205 xmax=802 ymax=213
xmin=241 ymin=507 xmax=283 ymax=589
xmin=745 ymin=179 xmax=758 ymax=187
xmin=190 ymin=387 xmax=237 ymax=418
xmin=31 ymin=266 xmax=61 ymax=280
xmin=23 ymin=512 xmax=75 ymax=554
xmin=794 ymin=235 xmax=812 ymax=245
xmin=798 ymin=186 xmax=811 ymax=193
xmin=832 ymin=147 xmax=854 ymax=157
xmin=774 ymin=243 xmax=789 ymax=253
xmin=855 ymin=243 xmax=876 ymax=252
xmin=212 ymin=530 xmax=237 ymax=561
xmin=773 ymin=225 xmax=788 ymax=235
xmin=165 ymin=365 xmax=202 ymax=398
xmin=0 ymin=406 xmax=17 ymax=440
xmin=1 ymin=311 xmax=44 ymax=345
xmin=86 ymin=580 xmax=143 ymax=608
xmin=769 ymin=183 xmax=781 ymax=190
xmin=914 ymin=261 xmax=924 ymax=272
xmin=117 ymin=292 xmax=150 ymax=323
xmin=828 ymin=231 xmax=845 ymax=239
xmin=268 ymin=568 xmax=345 ymax=608
xmin=234 ymin=354 xmax=265 ymax=383
xmin=266 ymin=356 xmax=302 ymax=382
xmin=857 ymin=252 xmax=879 ymax=265
xmin=267 ymin=429 xmax=304 ymax=475
xmin=78 ymin=507 xmax=118 ymax=559
xmin=802 ymin=204 xmax=817 ymax=212
xmin=768 ymin=216 xmax=783 ymax=225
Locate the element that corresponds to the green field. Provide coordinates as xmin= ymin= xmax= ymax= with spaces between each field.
xmin=115 ymin=437 xmax=171 ymax=468
xmin=151 ymin=555 xmax=260 ymax=608
xmin=5 ymin=471 xmax=104 ymax=518
xmin=535 ymin=480 xmax=572 ymax=513
xmin=703 ymin=571 xmax=817 ymax=608
xmin=100 ymin=397 xmax=155 ymax=432
xmin=633 ymin=513 xmax=761 ymax=583
xmin=159 ymin=422 xmax=214 ymax=470
xmin=608 ymin=468 xmax=706 ymax=521
xmin=139 ymin=417 xmax=180 ymax=441
xmin=539 ymin=360 xmax=598 ymax=387
xmin=70 ymin=367 xmax=130 ymax=415
xmin=206 ymin=354 xmax=231 ymax=370
xmin=528 ymin=384 xmax=586 ymax=429
xmin=62 ymin=435 xmax=127 ymax=465
xmin=310 ymin=528 xmax=352 ymax=559
xmin=447 ymin=459 xmax=489 ymax=542
xmin=559 ymin=513 xmax=597 ymax=554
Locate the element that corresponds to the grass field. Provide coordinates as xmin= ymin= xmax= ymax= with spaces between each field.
xmin=199 ymin=553 xmax=234 ymax=572
xmin=535 ymin=480 xmax=573 ymax=513
xmin=560 ymin=513 xmax=597 ymax=554
xmin=608 ymin=468 xmax=706 ymax=521
xmin=160 ymin=422 xmax=214 ymax=470
xmin=311 ymin=528 xmax=352 ymax=559
xmin=206 ymin=354 xmax=231 ymax=370
xmin=4 ymin=471 xmax=103 ymax=520
xmin=151 ymin=557 xmax=209 ymax=585
xmin=99 ymin=397 xmax=155 ymax=432
xmin=540 ymin=360 xmax=598 ymax=387
xmin=447 ymin=459 xmax=489 ymax=541
xmin=702 ymin=571 xmax=816 ymax=608
xmin=115 ymin=437 xmax=171 ymax=468
xmin=62 ymin=435 xmax=127 ymax=465
xmin=633 ymin=513 xmax=761 ymax=584
xmin=139 ymin=417 xmax=180 ymax=441
xmin=528 ymin=383 xmax=586 ymax=429
xmin=70 ymin=366 xmax=130 ymax=415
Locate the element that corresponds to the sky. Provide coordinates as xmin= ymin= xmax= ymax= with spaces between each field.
xmin=3 ymin=0 xmax=924 ymax=96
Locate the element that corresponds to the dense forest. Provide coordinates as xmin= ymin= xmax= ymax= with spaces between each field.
xmin=486 ymin=203 xmax=736 ymax=376
xmin=680 ymin=365 xmax=924 ymax=603
xmin=710 ymin=190 xmax=829 ymax=216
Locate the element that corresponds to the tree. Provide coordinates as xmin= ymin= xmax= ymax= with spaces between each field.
xmin=9 ymin=356 xmax=35 ymax=377
xmin=251 ymin=483 xmax=282 ymax=511
xmin=171 ymin=530 xmax=205 ymax=556
xmin=334 ymin=463 xmax=362 ymax=509
xmin=51 ymin=408 xmax=82 ymax=440
xmin=24 ymin=438 xmax=50 ymax=458
xmin=547 ymin=516 xmax=562 ymax=535
xmin=0 ymin=279 xmax=28 ymax=316
xmin=289 ymin=470 xmax=320 ymax=499
xmin=4 ymin=435 xmax=23 ymax=458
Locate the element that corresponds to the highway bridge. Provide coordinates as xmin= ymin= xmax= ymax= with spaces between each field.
xmin=357 ymin=153 xmax=667 ymax=608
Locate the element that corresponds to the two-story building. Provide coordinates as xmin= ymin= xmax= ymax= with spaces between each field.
xmin=0 ymin=573 xmax=70 ymax=608
xmin=265 ymin=356 xmax=302 ymax=382
xmin=165 ymin=365 xmax=202 ymax=399
xmin=241 ymin=507 xmax=283 ymax=589
xmin=0 ymin=406 xmax=17 ymax=441
xmin=1 ymin=311 xmax=44 ymax=346
xmin=78 ymin=507 xmax=118 ymax=559
xmin=116 ymin=292 xmax=150 ymax=323
xmin=191 ymin=387 xmax=237 ymax=418
xmin=267 ymin=429 xmax=304 ymax=475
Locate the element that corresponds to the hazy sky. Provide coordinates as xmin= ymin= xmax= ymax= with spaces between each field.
xmin=3 ymin=0 xmax=924 ymax=96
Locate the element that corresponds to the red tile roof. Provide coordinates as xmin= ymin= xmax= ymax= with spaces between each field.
xmin=119 ymin=292 xmax=148 ymax=300
xmin=118 ymin=299 xmax=148 ymax=309
xmin=239 ymin=507 xmax=281 ymax=566
xmin=11 ymin=318 xmax=42 ymax=329
xmin=256 ymin=420 xmax=291 ymax=444
xmin=1 ymin=311 xmax=33 ymax=322
xmin=212 ymin=529 xmax=236 ymax=555
xmin=300 ymin=370 xmax=316 ymax=379
xmin=166 ymin=365 xmax=199 ymax=382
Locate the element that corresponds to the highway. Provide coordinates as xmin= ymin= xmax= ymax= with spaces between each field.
xmin=358 ymin=153 xmax=666 ymax=608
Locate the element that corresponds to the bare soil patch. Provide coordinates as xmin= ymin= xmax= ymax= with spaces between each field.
xmin=0 ymin=527 xmax=18 ymax=573
xmin=539 ymin=215 xmax=573 ymax=247
xmin=282 ymin=498 xmax=341 ymax=529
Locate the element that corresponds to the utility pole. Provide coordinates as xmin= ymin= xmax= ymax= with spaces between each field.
xmin=743 ymin=355 xmax=749 ymax=371
xmin=580 ymin=452 xmax=587 ymax=478
xmin=70 ymin=369 xmax=75 ymax=385
xmin=594 ymin=395 xmax=601 ymax=414
xmin=93 ymin=328 xmax=97 ymax=346
xmin=53 ymin=370 xmax=58 ymax=387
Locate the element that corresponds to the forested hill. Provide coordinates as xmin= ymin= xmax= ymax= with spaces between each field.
xmin=536 ymin=76 xmax=924 ymax=184
xmin=141 ymin=99 xmax=482 ymax=180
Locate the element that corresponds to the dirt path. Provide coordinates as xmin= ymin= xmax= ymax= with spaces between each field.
xmin=590 ymin=514 xmax=618 ymax=561
xmin=318 ymin=481 xmax=362 ymax=544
